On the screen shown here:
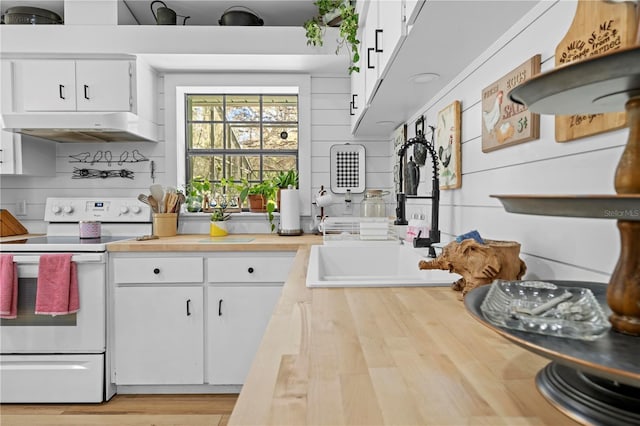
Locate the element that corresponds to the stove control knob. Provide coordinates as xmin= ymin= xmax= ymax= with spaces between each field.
xmin=120 ymin=206 xmax=130 ymax=214
xmin=51 ymin=206 xmax=62 ymax=214
xmin=131 ymin=206 xmax=142 ymax=214
xmin=63 ymin=205 xmax=74 ymax=214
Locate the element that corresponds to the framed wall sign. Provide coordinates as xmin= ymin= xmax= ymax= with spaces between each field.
xmin=481 ymin=54 xmax=541 ymax=152
xmin=435 ymin=100 xmax=461 ymax=190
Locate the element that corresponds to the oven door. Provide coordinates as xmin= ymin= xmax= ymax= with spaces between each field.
xmin=0 ymin=253 xmax=106 ymax=353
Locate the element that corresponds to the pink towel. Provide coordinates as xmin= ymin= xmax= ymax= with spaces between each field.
xmin=35 ymin=253 xmax=79 ymax=316
xmin=0 ymin=254 xmax=18 ymax=319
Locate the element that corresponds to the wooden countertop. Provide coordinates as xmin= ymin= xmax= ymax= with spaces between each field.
xmin=107 ymin=233 xmax=322 ymax=252
xmin=229 ymin=246 xmax=579 ymax=426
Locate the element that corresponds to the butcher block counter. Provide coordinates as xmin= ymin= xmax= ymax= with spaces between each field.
xmin=107 ymin=234 xmax=576 ymax=425
xmin=228 ymin=245 xmax=578 ymax=426
xmin=106 ymin=233 xmax=321 ymax=252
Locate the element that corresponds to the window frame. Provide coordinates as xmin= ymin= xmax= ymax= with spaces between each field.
xmin=184 ymin=93 xmax=299 ymax=187
xmin=165 ymin=74 xmax=311 ymax=216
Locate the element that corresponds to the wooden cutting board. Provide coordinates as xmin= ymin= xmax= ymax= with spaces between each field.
xmin=555 ymin=0 xmax=638 ymax=142
xmin=0 ymin=209 xmax=28 ymax=237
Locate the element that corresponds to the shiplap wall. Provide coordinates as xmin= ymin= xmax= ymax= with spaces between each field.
xmin=310 ymin=76 xmax=393 ymax=220
xmin=401 ymin=0 xmax=622 ymax=283
xmin=0 ymin=74 xmax=389 ymax=233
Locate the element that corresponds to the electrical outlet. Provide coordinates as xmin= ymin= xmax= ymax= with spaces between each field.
xmin=16 ymin=200 xmax=27 ymax=216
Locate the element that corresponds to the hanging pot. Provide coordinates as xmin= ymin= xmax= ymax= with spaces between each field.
xmin=150 ymin=0 xmax=189 ymax=25
xmin=218 ymin=6 xmax=264 ymax=26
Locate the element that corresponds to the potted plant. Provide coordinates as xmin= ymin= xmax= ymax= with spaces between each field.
xmin=243 ymin=179 xmax=278 ymax=232
xmin=209 ymin=206 xmax=230 ymax=237
xmin=303 ymin=0 xmax=360 ymax=74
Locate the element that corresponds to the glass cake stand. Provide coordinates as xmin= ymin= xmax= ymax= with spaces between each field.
xmin=465 ymin=281 xmax=640 ymax=426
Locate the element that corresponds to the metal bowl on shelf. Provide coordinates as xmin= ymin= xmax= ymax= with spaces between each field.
xmin=2 ymin=6 xmax=63 ymax=24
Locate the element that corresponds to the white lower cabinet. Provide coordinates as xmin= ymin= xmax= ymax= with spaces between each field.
xmin=207 ymin=285 xmax=282 ymax=385
xmin=111 ymin=251 xmax=293 ymax=389
xmin=114 ymin=286 xmax=204 ymax=385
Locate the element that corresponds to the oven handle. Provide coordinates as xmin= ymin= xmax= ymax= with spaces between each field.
xmin=11 ymin=254 xmax=105 ymax=264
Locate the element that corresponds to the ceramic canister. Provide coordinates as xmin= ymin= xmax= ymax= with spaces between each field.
xmin=79 ymin=221 xmax=101 ymax=239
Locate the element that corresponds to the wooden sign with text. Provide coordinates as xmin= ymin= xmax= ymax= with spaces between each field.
xmin=555 ymin=0 xmax=637 ymax=142
xmin=481 ymin=55 xmax=541 ymax=153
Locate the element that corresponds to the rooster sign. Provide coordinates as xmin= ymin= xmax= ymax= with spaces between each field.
xmin=481 ymin=55 xmax=541 ymax=152
xmin=435 ymin=100 xmax=462 ymax=190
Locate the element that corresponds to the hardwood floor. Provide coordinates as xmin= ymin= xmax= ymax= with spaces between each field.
xmin=0 ymin=394 xmax=238 ymax=426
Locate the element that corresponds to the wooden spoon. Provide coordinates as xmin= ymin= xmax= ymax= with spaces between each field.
xmin=148 ymin=195 xmax=159 ymax=214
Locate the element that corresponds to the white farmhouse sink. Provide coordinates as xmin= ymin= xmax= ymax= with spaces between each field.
xmin=306 ymin=243 xmax=460 ymax=288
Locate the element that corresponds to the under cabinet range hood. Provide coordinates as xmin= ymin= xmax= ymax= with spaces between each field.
xmin=1 ymin=112 xmax=158 ymax=143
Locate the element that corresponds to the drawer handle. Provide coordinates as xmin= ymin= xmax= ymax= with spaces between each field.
xmin=153 ymin=268 xmax=160 ymax=274
xmin=218 ymin=299 xmax=223 ymax=316
xmin=186 ymin=299 xmax=191 ymax=316
xmin=247 ymin=267 xmax=254 ymax=274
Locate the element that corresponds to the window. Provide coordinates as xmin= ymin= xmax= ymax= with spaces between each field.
xmin=185 ymin=93 xmax=298 ymax=186
xmin=168 ymin=74 xmax=311 ymax=216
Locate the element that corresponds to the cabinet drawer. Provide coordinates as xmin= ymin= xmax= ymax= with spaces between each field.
xmin=207 ymin=253 xmax=294 ymax=283
xmin=113 ymin=257 xmax=203 ymax=284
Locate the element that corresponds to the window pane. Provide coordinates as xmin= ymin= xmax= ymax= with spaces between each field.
xmin=189 ymin=123 xmax=223 ymax=149
xmin=225 ymin=155 xmax=260 ymax=182
xmin=227 ymin=124 xmax=260 ymax=149
xmin=263 ymin=155 xmax=297 ymax=180
xmin=226 ymin=95 xmax=260 ymax=121
xmin=189 ymin=95 xmax=223 ymax=121
xmin=263 ymin=125 xmax=298 ymax=150
xmin=189 ymin=156 xmax=222 ymax=182
xmin=262 ymin=95 xmax=297 ymax=122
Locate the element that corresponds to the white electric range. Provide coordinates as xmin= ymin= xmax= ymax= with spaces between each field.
xmin=0 ymin=197 xmax=151 ymax=403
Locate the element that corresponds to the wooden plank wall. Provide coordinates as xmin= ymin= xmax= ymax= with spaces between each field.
xmin=0 ymin=74 xmax=391 ymax=233
xmin=401 ymin=0 xmax=619 ymax=283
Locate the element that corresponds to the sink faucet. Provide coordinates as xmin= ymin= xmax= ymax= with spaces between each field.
xmin=395 ymin=122 xmax=440 ymax=255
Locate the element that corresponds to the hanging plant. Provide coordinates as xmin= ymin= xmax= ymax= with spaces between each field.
xmin=303 ymin=0 xmax=360 ymax=74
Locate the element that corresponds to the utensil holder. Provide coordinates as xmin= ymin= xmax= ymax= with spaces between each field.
xmin=153 ymin=213 xmax=177 ymax=237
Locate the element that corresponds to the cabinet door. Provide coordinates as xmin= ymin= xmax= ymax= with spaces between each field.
xmin=21 ymin=60 xmax=77 ymax=111
xmin=0 ymin=131 xmax=16 ymax=174
xmin=350 ymin=26 xmax=367 ymax=132
xmin=76 ymin=61 xmax=132 ymax=112
xmin=114 ymin=286 xmax=203 ymax=385
xmin=378 ymin=0 xmax=405 ymax=74
xmin=207 ymin=285 xmax=282 ymax=385
xmin=363 ymin=2 xmax=381 ymax=106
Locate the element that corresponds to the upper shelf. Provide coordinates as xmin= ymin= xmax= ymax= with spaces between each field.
xmin=491 ymin=195 xmax=640 ymax=221
xmin=509 ymin=46 xmax=640 ymax=115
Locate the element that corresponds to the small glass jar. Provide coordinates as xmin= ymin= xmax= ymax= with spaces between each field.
xmin=360 ymin=189 xmax=388 ymax=217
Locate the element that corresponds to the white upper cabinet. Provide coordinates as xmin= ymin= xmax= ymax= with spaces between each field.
xmin=14 ymin=60 xmax=133 ymax=113
xmin=351 ymin=0 xmax=409 ymax=133
xmin=75 ymin=61 xmax=132 ymax=111
xmin=21 ymin=61 xmax=77 ymax=111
